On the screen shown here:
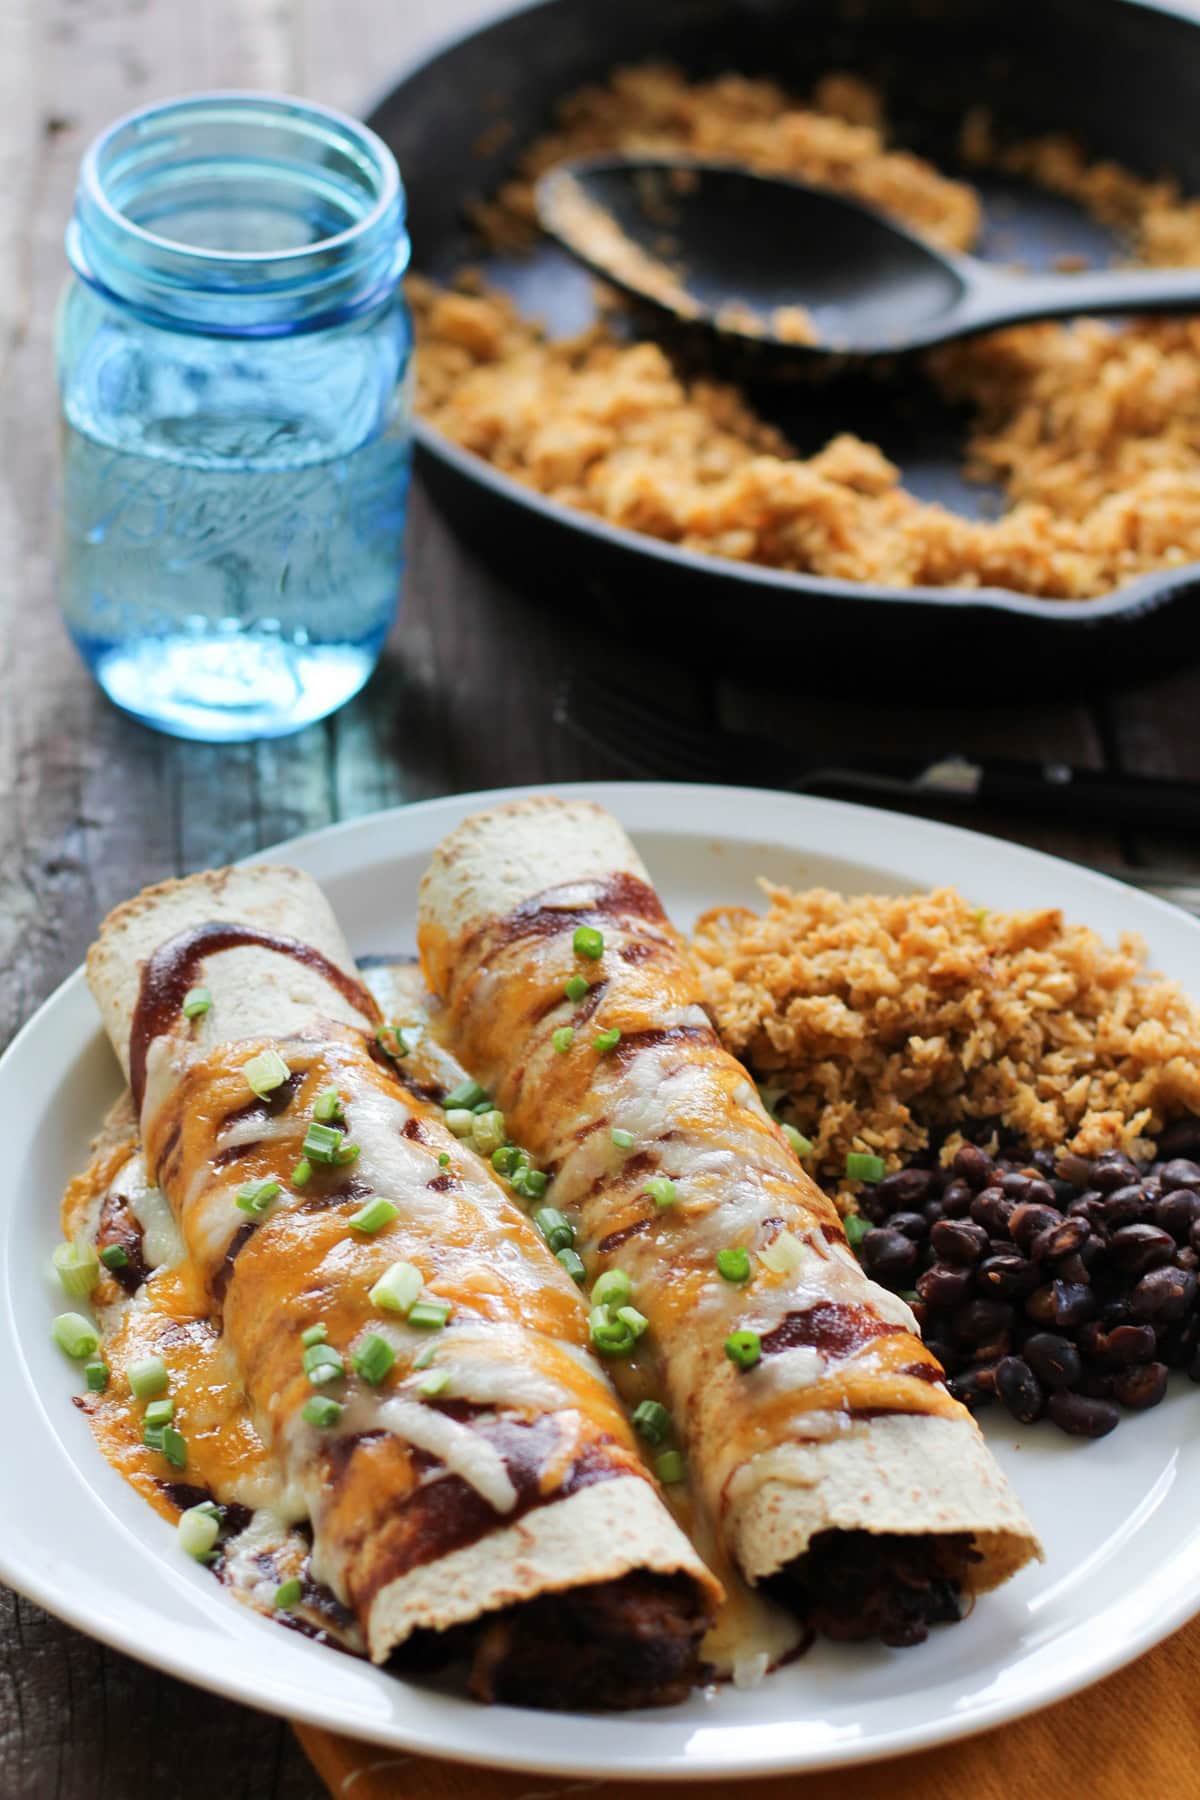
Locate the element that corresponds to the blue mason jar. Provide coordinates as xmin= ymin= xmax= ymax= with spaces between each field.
xmin=57 ymin=93 xmax=412 ymax=741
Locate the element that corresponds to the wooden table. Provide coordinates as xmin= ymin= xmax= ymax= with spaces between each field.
xmin=3 ymin=1 xmax=1199 ymax=1794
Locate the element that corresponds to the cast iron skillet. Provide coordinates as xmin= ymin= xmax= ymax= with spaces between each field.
xmin=367 ymin=0 xmax=1200 ymax=684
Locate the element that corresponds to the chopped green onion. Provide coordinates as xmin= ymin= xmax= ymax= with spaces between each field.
xmin=375 ymin=1024 xmax=409 ymax=1060
xmin=444 ymin=1108 xmax=476 ymax=1138
xmin=52 ymin=1312 xmax=100 ymax=1360
xmin=655 ymin=1449 xmax=686 ymax=1485
xmin=313 ymin=1088 xmax=343 ymax=1124
xmin=369 ymin=1260 xmax=423 ymax=1316
xmin=643 ymin=1176 xmax=677 ymax=1209
xmin=573 ymin=925 xmax=604 ymax=961
xmin=291 ymin=1159 xmax=313 ymax=1188
xmin=177 ymin=1504 xmax=220 ymax=1560
xmin=593 ymin=1027 xmax=621 ymax=1055
xmin=844 ymin=1212 xmax=870 ymax=1251
xmin=52 ymin=1239 xmax=100 ymax=1299
xmin=610 ymin=1127 xmax=635 ymax=1150
xmin=514 ymin=1167 xmax=548 ymax=1200
xmin=303 ymin=1343 xmax=345 ymax=1384
xmin=438 ymin=1151 xmax=451 ymax=1168
xmin=418 ymin=1368 xmax=452 ymax=1399
xmin=725 ymin=1329 xmax=762 ymax=1371
xmin=301 ymin=1323 xmax=328 ymax=1348
xmin=898 ymin=1288 xmax=920 ymax=1303
xmin=717 ymin=1245 xmax=752 ymax=1284
xmin=302 ymin=1395 xmax=343 ymax=1428
xmin=349 ymin=1196 xmax=399 ymax=1235
xmin=144 ymin=1397 xmax=175 ymax=1428
xmin=589 ymin=1304 xmax=635 ymax=1357
xmin=552 ymin=1026 xmax=575 ymax=1054
xmin=84 ymin=1359 xmax=110 ymax=1393
xmin=556 ymin=1247 xmax=587 ymax=1283
xmin=408 ymin=1298 xmax=450 ymax=1330
xmin=592 ymin=1267 xmax=632 ymax=1308
xmin=351 ymin=1333 xmax=395 ymax=1387
xmin=471 ymin=1110 xmax=507 ymax=1157
xmin=182 ymin=986 xmax=212 ymax=1021
xmin=242 ymin=1048 xmax=291 ymax=1099
xmin=302 ymin=1120 xmax=346 ymax=1164
xmin=616 ymin=1304 xmax=649 ymax=1339
xmin=99 ymin=1244 xmax=130 ymax=1272
xmin=333 ymin=1142 xmax=360 ymax=1166
xmin=445 ymin=1079 xmax=487 ymax=1111
xmin=236 ymin=1178 xmax=281 ymax=1215
xmin=491 ymin=1145 xmax=518 ymax=1176
xmin=846 ymin=1151 xmax=886 ymax=1183
xmin=632 ymin=1400 xmax=671 ymax=1445
xmin=412 ymin=1341 xmax=438 ymax=1370
xmin=534 ymin=1207 xmax=574 ymax=1253
xmin=564 ymin=974 xmax=590 ymax=1003
xmin=127 ymin=1354 xmax=169 ymax=1399
xmin=160 ymin=1426 xmax=187 ymax=1469
xmin=274 ymin=1578 xmax=303 ymax=1610
xmin=472 ymin=1099 xmax=493 ymax=1115
xmin=783 ymin=1124 xmax=813 ymax=1158
xmin=756 ymin=1083 xmax=784 ymax=1118
xmin=142 ymin=1423 xmax=165 ymax=1452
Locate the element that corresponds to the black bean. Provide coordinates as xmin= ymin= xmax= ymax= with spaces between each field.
xmin=1160 ymin=1158 xmax=1200 ymax=1194
xmin=1023 ymin=1331 xmax=1083 ymax=1389
xmin=1078 ymin=1370 xmax=1118 ymax=1401
xmin=1177 ymin=1246 xmax=1200 ymax=1272
xmin=1056 ymin=1151 xmax=1094 ymax=1187
xmin=947 ymin=1365 xmax=998 ymax=1411
xmin=916 ymin=1262 xmax=974 ymax=1309
xmin=978 ymin=1252 xmax=1042 ymax=1299
xmin=1156 ymin=1120 xmax=1200 ymax=1161
xmin=922 ymin=1337 xmax=959 ymax=1377
xmin=1047 ymin=1390 xmax=1120 ymax=1438
xmin=994 ymin=1355 xmax=1045 ymax=1424
xmin=859 ymin=1227 xmax=919 ymax=1288
xmin=1189 ymin=1346 xmax=1200 ymax=1384
xmin=1050 ymin=1178 xmax=1078 ymax=1206
xmin=971 ymin=1188 xmax=1014 ymax=1235
xmin=1008 ymin=1202 xmax=1063 ymax=1253
xmin=874 ymin=1166 xmax=934 ymax=1210
xmin=853 ymin=1187 xmax=892 ymax=1225
xmin=1128 ymin=1265 xmax=1197 ymax=1324
xmin=952 ymin=1144 xmax=995 ymax=1190
xmin=1031 ymin=1218 xmax=1090 ymax=1262
xmin=1156 ymin=1190 xmax=1200 ymax=1242
xmin=1159 ymin=1313 xmax=1200 ymax=1369
xmin=922 ymin=1199 xmax=947 ymax=1229
xmin=1099 ymin=1298 xmax=1133 ymax=1329
xmin=1111 ymin=1362 xmax=1169 ymax=1410
xmin=930 ymin=1218 xmax=989 ymax=1266
xmin=1000 ymin=1171 xmax=1035 ymax=1202
xmin=1026 ymin=1280 xmax=1096 ymax=1329
xmin=953 ymin=1298 xmax=1014 ymax=1346
xmin=1079 ymin=1322 xmax=1157 ymax=1368
xmin=940 ymin=1179 xmax=975 ymax=1219
xmin=1101 ymin=1184 xmax=1153 ymax=1229
xmin=887 ymin=1210 xmax=929 ymax=1241
xmin=1054 ymin=1251 xmax=1093 ymax=1286
xmin=1108 ymin=1223 xmax=1177 ymax=1277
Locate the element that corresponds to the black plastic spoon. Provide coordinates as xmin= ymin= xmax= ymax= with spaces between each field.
xmin=535 ymin=155 xmax=1200 ymax=359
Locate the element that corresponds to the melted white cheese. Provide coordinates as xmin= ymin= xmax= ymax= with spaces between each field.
xmin=376 ymin=1397 xmax=518 ymax=1513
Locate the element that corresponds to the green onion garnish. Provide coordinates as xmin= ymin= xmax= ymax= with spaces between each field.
xmin=589 ymin=1305 xmax=636 ymax=1357
xmin=236 ymin=1178 xmax=281 ymax=1215
xmin=783 ymin=1124 xmax=813 ymax=1157
xmin=349 ymin=1196 xmax=399 ymax=1235
xmin=643 ymin=1176 xmax=676 ymax=1209
xmin=552 ymin=1026 xmax=575 ymax=1054
xmin=303 ymin=1343 xmax=345 ymax=1384
xmin=491 ymin=1145 xmax=518 ymax=1176
xmin=313 ymin=1088 xmax=343 ymax=1124
xmin=274 ymin=1578 xmax=303 ymax=1610
xmin=444 ymin=1108 xmax=476 ymax=1139
xmin=632 ymin=1400 xmax=671 ymax=1446
xmin=655 ymin=1449 xmax=686 ymax=1485
xmin=846 ymin=1151 xmax=886 ymax=1183
xmin=533 ymin=1207 xmax=574 ymax=1253
xmin=514 ymin=1167 xmax=548 ymax=1199
xmin=725 ymin=1329 xmax=762 ymax=1370
xmin=844 ymin=1212 xmax=870 ymax=1251
xmin=408 ymin=1298 xmax=450 ymax=1330
xmin=242 ymin=1048 xmax=291 ymax=1098
xmin=616 ymin=1304 xmax=649 ymax=1339
xmin=302 ymin=1395 xmax=343 ymax=1428
xmin=301 ymin=1322 xmax=328 ymax=1347
xmin=177 ymin=1504 xmax=220 ymax=1560
xmin=351 ymin=1333 xmax=395 ymax=1387
xmin=445 ymin=1079 xmax=487 ymax=1111
xmin=419 ymin=1368 xmax=452 ymax=1399
xmin=573 ymin=925 xmax=604 ymax=961
xmin=127 ymin=1354 xmax=169 ymax=1399
xmin=99 ymin=1244 xmax=130 ymax=1271
xmin=593 ymin=1027 xmax=621 ymax=1054
xmin=556 ymin=1247 xmax=586 ymax=1283
xmin=564 ymin=974 xmax=590 ymax=1003
xmin=375 ymin=1024 xmax=410 ymax=1060
xmin=52 ymin=1239 xmax=100 ymax=1299
xmin=84 ymin=1359 xmax=110 ymax=1393
xmin=144 ymin=1397 xmax=175 ymax=1428
xmin=472 ymin=1099 xmax=492 ymax=1115
xmin=368 ymin=1260 xmax=422 ymax=1316
xmin=182 ymin=986 xmax=212 ymax=1021
xmin=52 ymin=1312 xmax=100 ymax=1360
xmin=438 ymin=1151 xmax=451 ymax=1168
xmin=160 ymin=1426 xmax=187 ymax=1469
xmin=610 ymin=1127 xmax=635 ymax=1150
xmin=291 ymin=1159 xmax=313 ymax=1188
xmin=592 ymin=1267 xmax=632 ymax=1308
xmin=471 ymin=1110 xmax=507 ymax=1157
xmin=302 ymin=1120 xmax=346 ymax=1164
xmin=717 ymin=1245 xmax=751 ymax=1284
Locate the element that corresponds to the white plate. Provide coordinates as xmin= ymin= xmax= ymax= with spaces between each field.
xmin=4 ymin=781 xmax=1200 ymax=1782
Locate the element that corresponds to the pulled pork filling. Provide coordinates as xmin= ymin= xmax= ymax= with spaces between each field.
xmin=766 ymin=1530 xmax=978 ymax=1648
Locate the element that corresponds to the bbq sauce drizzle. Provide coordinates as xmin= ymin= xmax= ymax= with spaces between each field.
xmin=129 ymin=921 xmax=379 ymax=1112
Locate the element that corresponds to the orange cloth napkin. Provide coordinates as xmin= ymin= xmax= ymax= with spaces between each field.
xmin=295 ymin=1613 xmax=1200 ymax=1799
